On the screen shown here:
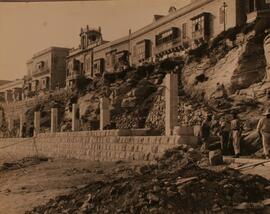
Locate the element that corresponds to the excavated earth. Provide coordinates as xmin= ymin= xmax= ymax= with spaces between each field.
xmin=26 ymin=145 xmax=270 ymax=214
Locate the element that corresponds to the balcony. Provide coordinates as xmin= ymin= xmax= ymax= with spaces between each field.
xmin=32 ymin=67 xmax=50 ymax=77
xmin=247 ymin=9 xmax=270 ymax=23
xmin=155 ymin=37 xmax=181 ymax=54
xmin=192 ymin=30 xmax=204 ymax=40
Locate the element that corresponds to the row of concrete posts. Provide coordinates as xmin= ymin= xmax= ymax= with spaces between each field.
xmin=1 ymin=73 xmax=178 ymax=137
xmin=32 ymin=99 xmax=110 ymax=136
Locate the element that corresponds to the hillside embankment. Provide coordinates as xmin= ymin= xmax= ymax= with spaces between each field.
xmin=1 ymin=24 xmax=270 ymax=214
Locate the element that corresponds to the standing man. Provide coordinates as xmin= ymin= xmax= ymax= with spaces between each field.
xmin=230 ymin=112 xmax=242 ymax=158
xmin=200 ymin=113 xmax=212 ymax=150
xmin=257 ymin=109 xmax=270 ymax=159
xmin=22 ymin=122 xmax=27 ymax=138
xmin=218 ymin=117 xmax=230 ymax=155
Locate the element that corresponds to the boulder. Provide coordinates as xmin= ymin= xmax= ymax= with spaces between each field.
xmin=193 ymin=125 xmax=201 ymax=137
xmin=131 ymin=84 xmax=155 ymax=98
xmin=121 ymin=97 xmax=137 ymax=108
xmin=209 ymin=150 xmax=223 ymax=166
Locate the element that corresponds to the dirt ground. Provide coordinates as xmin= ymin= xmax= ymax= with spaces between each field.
xmin=0 ymin=155 xmax=269 ymax=214
xmin=0 ymin=158 xmax=144 ymax=214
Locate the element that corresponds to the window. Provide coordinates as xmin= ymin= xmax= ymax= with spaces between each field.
xmin=36 ymin=61 xmax=45 ymax=69
xmin=84 ymin=56 xmax=91 ymax=73
xmin=182 ymin=23 xmax=187 ymax=39
xmin=193 ymin=17 xmax=204 ymax=33
xmin=93 ymin=59 xmax=104 ymax=75
xmin=156 ymin=28 xmax=179 ymax=46
xmin=105 ymin=50 xmax=117 ymax=69
xmin=90 ymin=35 xmax=97 ymax=41
xmin=191 ymin=13 xmax=210 ymax=39
xmin=135 ymin=40 xmax=151 ymax=62
xmin=73 ymin=59 xmax=80 ymax=71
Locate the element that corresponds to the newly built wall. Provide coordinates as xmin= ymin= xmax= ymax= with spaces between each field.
xmin=0 ymin=130 xmax=197 ymax=162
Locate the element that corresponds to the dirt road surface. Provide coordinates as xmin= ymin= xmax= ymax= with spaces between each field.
xmin=0 ymin=158 xmax=142 ymax=214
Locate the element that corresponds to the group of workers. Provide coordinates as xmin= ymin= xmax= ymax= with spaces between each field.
xmin=200 ymin=109 xmax=270 ymax=159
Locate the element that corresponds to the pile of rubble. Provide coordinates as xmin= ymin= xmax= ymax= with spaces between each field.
xmin=26 ymin=145 xmax=270 ymax=214
xmin=0 ymin=156 xmax=48 ymax=172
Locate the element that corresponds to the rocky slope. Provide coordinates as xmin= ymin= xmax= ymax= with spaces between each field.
xmin=73 ymin=26 xmax=270 ymax=131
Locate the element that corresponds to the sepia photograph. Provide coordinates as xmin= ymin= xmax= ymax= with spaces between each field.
xmin=0 ymin=0 xmax=270 ymax=213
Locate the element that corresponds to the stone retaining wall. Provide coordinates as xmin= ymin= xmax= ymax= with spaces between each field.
xmin=0 ymin=131 xmax=197 ymax=162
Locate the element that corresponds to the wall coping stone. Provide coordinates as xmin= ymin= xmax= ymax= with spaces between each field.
xmin=37 ymin=128 xmax=160 ymax=138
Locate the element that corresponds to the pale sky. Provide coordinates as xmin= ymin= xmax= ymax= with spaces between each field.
xmin=0 ymin=0 xmax=190 ymax=80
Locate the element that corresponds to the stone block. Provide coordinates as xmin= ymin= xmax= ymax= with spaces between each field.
xmin=176 ymin=135 xmax=198 ymax=147
xmin=129 ymin=129 xmax=151 ymax=136
xmin=173 ymin=126 xmax=194 ymax=136
xmin=209 ymin=150 xmax=223 ymax=166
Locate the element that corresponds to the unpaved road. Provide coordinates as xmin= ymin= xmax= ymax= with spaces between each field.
xmin=0 ymin=156 xmax=269 ymax=214
xmin=0 ymin=158 xmax=143 ymax=214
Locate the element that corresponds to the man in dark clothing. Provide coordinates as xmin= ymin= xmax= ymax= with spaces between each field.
xmin=28 ymin=123 xmax=34 ymax=137
xmin=200 ymin=114 xmax=212 ymax=149
xmin=22 ymin=123 xmax=27 ymax=138
xmin=218 ymin=119 xmax=230 ymax=155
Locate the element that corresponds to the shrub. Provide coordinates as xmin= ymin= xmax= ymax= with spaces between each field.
xmin=159 ymin=58 xmax=183 ymax=72
xmin=188 ymin=42 xmax=208 ymax=59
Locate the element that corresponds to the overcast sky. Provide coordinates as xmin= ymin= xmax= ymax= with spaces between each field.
xmin=0 ymin=0 xmax=190 ymax=80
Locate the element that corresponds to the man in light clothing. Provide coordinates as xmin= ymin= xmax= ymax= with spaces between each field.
xmin=230 ymin=113 xmax=242 ymax=158
xmin=257 ymin=109 xmax=270 ymax=159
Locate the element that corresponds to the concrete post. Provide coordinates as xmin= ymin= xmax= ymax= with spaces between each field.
xmin=72 ymin=104 xmax=80 ymax=131
xmin=165 ymin=73 xmax=179 ymax=136
xmin=100 ymin=98 xmax=110 ymax=130
xmin=0 ymin=110 xmax=3 ymax=127
xmin=5 ymin=91 xmax=9 ymax=103
xmin=8 ymin=117 xmax=14 ymax=131
xmin=51 ymin=108 xmax=58 ymax=133
xmin=34 ymin=111 xmax=40 ymax=136
xmin=19 ymin=113 xmax=26 ymax=137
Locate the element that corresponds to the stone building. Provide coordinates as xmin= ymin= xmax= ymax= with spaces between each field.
xmin=0 ymin=79 xmax=24 ymax=103
xmin=24 ymin=47 xmax=70 ymax=98
xmin=66 ymin=26 xmax=108 ymax=88
xmin=66 ymin=0 xmax=270 ymax=87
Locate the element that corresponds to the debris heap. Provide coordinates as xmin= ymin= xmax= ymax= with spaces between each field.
xmin=26 ymin=145 xmax=270 ymax=214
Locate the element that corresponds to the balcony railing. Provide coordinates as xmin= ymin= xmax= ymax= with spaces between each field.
xmin=192 ymin=30 xmax=204 ymax=40
xmin=32 ymin=67 xmax=50 ymax=77
xmin=155 ymin=37 xmax=181 ymax=54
